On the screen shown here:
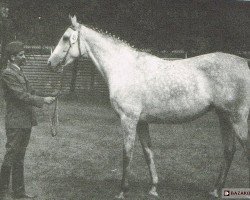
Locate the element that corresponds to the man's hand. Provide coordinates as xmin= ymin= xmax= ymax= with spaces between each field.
xmin=44 ymin=97 xmax=56 ymax=104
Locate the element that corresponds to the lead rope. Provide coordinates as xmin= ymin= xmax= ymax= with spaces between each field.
xmin=50 ymin=72 xmax=64 ymax=137
xmin=49 ymin=28 xmax=81 ymax=137
xmin=50 ymin=98 xmax=58 ymax=137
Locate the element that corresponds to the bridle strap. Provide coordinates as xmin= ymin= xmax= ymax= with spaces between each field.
xmin=58 ymin=26 xmax=82 ymax=70
xmin=60 ymin=43 xmax=71 ymax=67
xmin=77 ymin=28 xmax=82 ymax=56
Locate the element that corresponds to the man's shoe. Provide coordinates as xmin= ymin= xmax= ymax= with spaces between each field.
xmin=13 ymin=193 xmax=37 ymax=199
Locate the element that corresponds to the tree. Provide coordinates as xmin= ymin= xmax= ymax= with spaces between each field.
xmin=0 ymin=0 xmax=14 ymax=70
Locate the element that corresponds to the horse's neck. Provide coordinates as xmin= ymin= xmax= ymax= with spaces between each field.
xmin=81 ymin=26 xmax=137 ymax=82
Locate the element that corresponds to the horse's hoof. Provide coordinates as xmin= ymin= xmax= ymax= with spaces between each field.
xmin=149 ymin=191 xmax=159 ymax=197
xmin=115 ymin=192 xmax=125 ymax=199
xmin=209 ymin=189 xmax=219 ymax=198
xmin=149 ymin=187 xmax=159 ymax=197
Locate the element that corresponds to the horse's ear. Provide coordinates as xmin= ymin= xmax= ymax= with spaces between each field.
xmin=69 ymin=15 xmax=79 ymax=28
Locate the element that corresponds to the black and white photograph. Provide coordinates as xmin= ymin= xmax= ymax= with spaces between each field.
xmin=0 ymin=0 xmax=249 ymax=199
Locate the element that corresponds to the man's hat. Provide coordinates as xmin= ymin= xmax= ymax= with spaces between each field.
xmin=6 ymin=41 xmax=24 ymax=56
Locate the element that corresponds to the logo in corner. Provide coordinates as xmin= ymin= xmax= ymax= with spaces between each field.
xmin=224 ymin=190 xmax=230 ymax=196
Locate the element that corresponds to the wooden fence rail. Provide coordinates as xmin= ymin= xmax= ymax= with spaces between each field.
xmin=22 ymin=55 xmax=108 ymax=97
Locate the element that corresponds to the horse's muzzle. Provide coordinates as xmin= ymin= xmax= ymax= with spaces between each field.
xmin=47 ymin=61 xmax=51 ymax=67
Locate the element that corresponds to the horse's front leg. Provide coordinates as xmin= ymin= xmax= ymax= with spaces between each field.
xmin=116 ymin=115 xmax=138 ymax=199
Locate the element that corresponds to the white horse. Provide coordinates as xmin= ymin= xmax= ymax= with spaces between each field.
xmin=48 ymin=16 xmax=250 ymax=199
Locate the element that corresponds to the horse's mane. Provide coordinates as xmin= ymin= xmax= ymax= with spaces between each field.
xmin=82 ymin=24 xmax=141 ymax=51
xmin=81 ymin=24 xmax=158 ymax=59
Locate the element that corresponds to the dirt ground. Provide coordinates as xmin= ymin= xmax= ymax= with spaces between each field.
xmin=0 ymin=96 xmax=249 ymax=200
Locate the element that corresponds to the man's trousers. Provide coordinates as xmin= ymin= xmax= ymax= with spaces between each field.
xmin=0 ymin=128 xmax=31 ymax=196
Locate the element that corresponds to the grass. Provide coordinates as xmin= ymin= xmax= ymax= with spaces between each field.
xmin=0 ymin=96 xmax=249 ymax=200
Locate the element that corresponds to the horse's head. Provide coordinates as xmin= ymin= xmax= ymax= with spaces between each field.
xmin=48 ymin=15 xmax=87 ymax=72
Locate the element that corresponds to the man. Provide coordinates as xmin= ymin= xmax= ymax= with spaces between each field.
xmin=0 ymin=41 xmax=56 ymax=199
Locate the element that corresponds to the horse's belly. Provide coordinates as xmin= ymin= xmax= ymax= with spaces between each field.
xmin=143 ymin=106 xmax=211 ymax=123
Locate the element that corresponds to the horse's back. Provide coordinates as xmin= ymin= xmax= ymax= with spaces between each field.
xmin=193 ymin=52 xmax=248 ymax=72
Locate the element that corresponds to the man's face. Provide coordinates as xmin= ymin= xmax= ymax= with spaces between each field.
xmin=12 ymin=51 xmax=26 ymax=66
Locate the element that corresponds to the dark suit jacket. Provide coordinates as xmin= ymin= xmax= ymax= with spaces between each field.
xmin=1 ymin=63 xmax=45 ymax=128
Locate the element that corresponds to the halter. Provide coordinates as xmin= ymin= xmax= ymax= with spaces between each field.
xmin=58 ymin=25 xmax=82 ymax=72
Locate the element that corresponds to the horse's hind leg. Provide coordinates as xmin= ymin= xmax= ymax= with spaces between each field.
xmin=210 ymin=110 xmax=236 ymax=198
xmin=137 ymin=121 xmax=158 ymax=197
xmin=229 ymin=108 xmax=250 ymax=188
xmin=211 ymin=108 xmax=249 ymax=198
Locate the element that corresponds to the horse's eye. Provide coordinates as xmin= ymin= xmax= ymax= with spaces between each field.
xmin=63 ymin=36 xmax=69 ymax=41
